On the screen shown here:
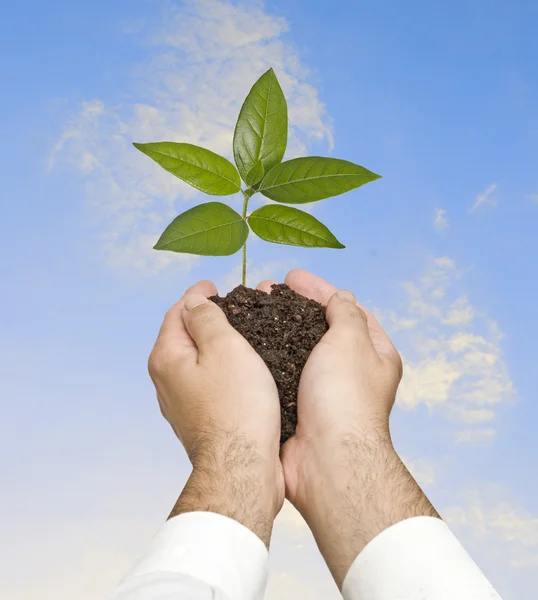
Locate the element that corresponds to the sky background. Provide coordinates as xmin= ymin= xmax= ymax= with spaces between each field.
xmin=1 ymin=0 xmax=537 ymax=598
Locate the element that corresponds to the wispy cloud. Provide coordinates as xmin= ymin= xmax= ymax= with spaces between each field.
xmin=442 ymin=295 xmax=475 ymax=325
xmin=377 ymin=309 xmax=419 ymax=332
xmin=470 ymin=183 xmax=498 ymax=212
xmin=378 ymin=257 xmax=514 ymax=438
xmin=454 ymin=428 xmax=497 ymax=444
xmin=434 ymin=208 xmax=449 ymax=231
xmin=401 ymin=456 xmax=438 ymax=486
xmin=450 ymin=407 xmax=496 ymax=424
xmin=443 ymin=489 xmax=538 ymax=571
xmin=49 ymin=0 xmax=333 ymax=275
xmin=526 ymin=193 xmax=538 ymax=204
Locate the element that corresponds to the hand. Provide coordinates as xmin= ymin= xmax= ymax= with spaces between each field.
xmin=257 ymin=270 xmax=437 ymax=585
xmin=280 ymin=270 xmax=402 ymax=490
xmin=258 ymin=269 xmax=402 ymax=494
xmin=148 ymin=280 xmax=285 ymax=546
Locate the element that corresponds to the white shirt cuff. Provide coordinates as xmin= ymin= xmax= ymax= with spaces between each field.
xmin=342 ymin=516 xmax=501 ymax=600
xmin=117 ymin=512 xmax=268 ymax=600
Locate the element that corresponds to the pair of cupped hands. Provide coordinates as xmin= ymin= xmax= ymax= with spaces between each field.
xmin=148 ymin=269 xmax=405 ymax=585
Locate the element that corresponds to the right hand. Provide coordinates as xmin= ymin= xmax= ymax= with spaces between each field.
xmin=259 ymin=269 xmax=402 ymax=507
xmin=257 ymin=270 xmax=401 ymax=501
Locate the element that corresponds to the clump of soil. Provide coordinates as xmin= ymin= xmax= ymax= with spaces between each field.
xmin=210 ymin=284 xmax=328 ymax=445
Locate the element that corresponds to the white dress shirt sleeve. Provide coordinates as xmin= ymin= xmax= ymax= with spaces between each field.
xmin=107 ymin=512 xmax=268 ymax=600
xmin=342 ymin=516 xmax=502 ymax=600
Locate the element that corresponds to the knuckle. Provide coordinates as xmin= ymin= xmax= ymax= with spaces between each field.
xmin=164 ymin=305 xmax=177 ymax=320
xmin=190 ymin=303 xmax=218 ymax=326
xmin=148 ymin=344 xmax=182 ymax=379
xmin=344 ymin=303 xmax=368 ymax=325
xmin=355 ymin=306 xmax=368 ymax=322
xmin=148 ymin=349 xmax=165 ymax=379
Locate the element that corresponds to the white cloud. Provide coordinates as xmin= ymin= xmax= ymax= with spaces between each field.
xmin=446 ymin=332 xmax=488 ymax=352
xmin=106 ymin=232 xmax=199 ymax=275
xmin=454 ymin=428 xmax=497 ymax=444
xmin=434 ymin=208 xmax=449 ymax=231
xmin=432 ymin=256 xmax=456 ymax=270
xmin=401 ymin=456 xmax=438 ymax=486
xmin=442 ymin=295 xmax=475 ymax=325
xmin=450 ymin=407 xmax=496 ymax=424
xmin=49 ymin=0 xmax=333 ymax=275
xmin=399 ymin=355 xmax=461 ymax=409
xmin=392 ymin=257 xmax=513 ymax=437
xmin=443 ymin=490 xmax=538 ymax=572
xmin=527 ymin=193 xmax=538 ymax=204
xmin=470 ymin=183 xmax=498 ymax=212
xmin=490 ymin=508 xmax=538 ymax=549
xmin=398 ymin=256 xmax=457 ymax=319
xmin=375 ymin=308 xmax=418 ymax=332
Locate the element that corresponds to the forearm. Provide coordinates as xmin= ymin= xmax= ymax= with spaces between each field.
xmin=297 ymin=431 xmax=438 ymax=587
xmin=107 ymin=435 xmax=279 ymax=600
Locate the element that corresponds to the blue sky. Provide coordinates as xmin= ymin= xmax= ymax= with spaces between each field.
xmin=1 ymin=1 xmax=537 ymax=598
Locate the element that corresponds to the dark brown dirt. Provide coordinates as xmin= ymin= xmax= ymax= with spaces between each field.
xmin=210 ymin=284 xmax=328 ymax=445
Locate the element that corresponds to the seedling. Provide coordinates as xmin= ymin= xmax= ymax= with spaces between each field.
xmin=133 ymin=68 xmax=380 ymax=286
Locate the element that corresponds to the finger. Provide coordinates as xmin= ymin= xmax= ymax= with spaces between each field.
xmin=285 ymin=269 xmax=397 ymax=360
xmin=257 ymin=279 xmax=278 ymax=294
xmin=359 ymin=304 xmax=400 ymax=362
xmin=182 ymin=293 xmax=235 ymax=351
xmin=285 ymin=269 xmax=337 ymax=305
xmin=324 ymin=290 xmax=374 ymax=350
xmin=156 ymin=280 xmax=218 ymax=350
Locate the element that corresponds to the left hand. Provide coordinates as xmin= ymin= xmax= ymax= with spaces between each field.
xmin=148 ymin=280 xmax=284 ymax=544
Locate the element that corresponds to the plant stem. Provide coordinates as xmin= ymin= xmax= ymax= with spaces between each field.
xmin=242 ymin=241 xmax=247 ymax=286
xmin=241 ymin=189 xmax=251 ymax=286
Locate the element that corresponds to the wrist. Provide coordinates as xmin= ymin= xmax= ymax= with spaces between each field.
xmin=292 ymin=428 xmax=394 ymax=518
xmin=171 ymin=436 xmax=283 ymax=546
xmin=290 ymin=431 xmax=438 ymax=588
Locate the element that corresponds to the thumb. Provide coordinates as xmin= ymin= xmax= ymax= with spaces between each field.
xmin=182 ymin=294 xmax=233 ymax=349
xmin=324 ymin=290 xmax=375 ymax=350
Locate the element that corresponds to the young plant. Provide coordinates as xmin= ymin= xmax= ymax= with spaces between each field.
xmin=133 ymin=68 xmax=380 ymax=286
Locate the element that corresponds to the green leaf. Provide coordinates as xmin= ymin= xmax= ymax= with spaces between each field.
xmin=245 ymin=160 xmax=265 ymax=187
xmin=233 ymin=68 xmax=288 ymax=184
xmin=258 ymin=156 xmax=381 ymax=204
xmin=154 ymin=202 xmax=248 ymax=256
xmin=248 ymin=205 xmax=345 ymax=249
xmin=133 ymin=142 xmax=241 ymax=196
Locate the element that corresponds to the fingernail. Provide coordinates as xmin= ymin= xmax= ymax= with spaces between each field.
xmin=184 ymin=294 xmax=209 ymax=311
xmin=337 ymin=290 xmax=356 ymax=303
